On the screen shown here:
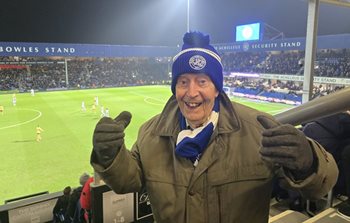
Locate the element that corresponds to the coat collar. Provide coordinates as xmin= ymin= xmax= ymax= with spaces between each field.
xmin=152 ymin=92 xmax=241 ymax=137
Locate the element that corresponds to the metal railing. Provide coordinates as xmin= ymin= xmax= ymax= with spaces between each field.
xmin=275 ymin=86 xmax=350 ymax=125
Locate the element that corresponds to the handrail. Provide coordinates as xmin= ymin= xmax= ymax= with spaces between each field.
xmin=4 ymin=191 xmax=49 ymax=204
xmin=274 ymin=86 xmax=350 ymax=125
xmin=0 ymin=191 xmax=61 ymax=212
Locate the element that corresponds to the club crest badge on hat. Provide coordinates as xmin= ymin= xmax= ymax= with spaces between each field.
xmin=189 ymin=55 xmax=206 ymax=70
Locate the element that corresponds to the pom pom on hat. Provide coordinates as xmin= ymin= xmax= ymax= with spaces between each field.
xmin=171 ymin=31 xmax=223 ymax=94
xmin=182 ymin=31 xmax=210 ymax=49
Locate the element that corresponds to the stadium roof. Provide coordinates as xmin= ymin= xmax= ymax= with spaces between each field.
xmin=0 ymin=0 xmax=349 ymax=46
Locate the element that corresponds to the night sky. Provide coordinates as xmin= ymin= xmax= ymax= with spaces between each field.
xmin=0 ymin=0 xmax=349 ymax=46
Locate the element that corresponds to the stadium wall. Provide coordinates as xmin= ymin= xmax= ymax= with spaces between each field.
xmin=1 ymin=34 xmax=350 ymax=58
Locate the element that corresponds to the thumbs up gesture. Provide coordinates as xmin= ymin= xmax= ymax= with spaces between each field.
xmin=93 ymin=111 xmax=132 ymax=168
xmin=257 ymin=115 xmax=315 ymax=179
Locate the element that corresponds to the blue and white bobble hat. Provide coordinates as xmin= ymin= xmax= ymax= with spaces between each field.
xmin=171 ymin=31 xmax=223 ymax=94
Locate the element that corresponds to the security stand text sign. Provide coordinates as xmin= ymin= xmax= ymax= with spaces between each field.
xmin=102 ymin=191 xmax=134 ymax=223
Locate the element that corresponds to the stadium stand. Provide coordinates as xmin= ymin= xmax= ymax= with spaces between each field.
xmin=1 ymin=48 xmax=350 ymax=104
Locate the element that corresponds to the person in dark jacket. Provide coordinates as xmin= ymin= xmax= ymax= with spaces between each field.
xmin=303 ymin=110 xmax=350 ymax=219
xmin=65 ymin=173 xmax=90 ymax=223
xmin=53 ymin=186 xmax=71 ymax=223
xmin=89 ymin=31 xmax=338 ymax=223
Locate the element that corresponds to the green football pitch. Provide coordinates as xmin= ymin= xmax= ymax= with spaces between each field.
xmin=0 ymin=85 xmax=293 ymax=203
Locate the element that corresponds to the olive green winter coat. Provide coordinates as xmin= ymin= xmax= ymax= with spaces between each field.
xmin=91 ymin=93 xmax=338 ymax=223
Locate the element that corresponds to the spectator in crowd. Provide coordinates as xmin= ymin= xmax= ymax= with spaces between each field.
xmin=89 ymin=31 xmax=338 ymax=223
xmin=303 ymin=110 xmax=350 ymax=219
xmin=80 ymin=176 xmax=94 ymax=223
xmin=66 ymin=173 xmax=90 ymax=223
xmin=53 ymin=186 xmax=71 ymax=223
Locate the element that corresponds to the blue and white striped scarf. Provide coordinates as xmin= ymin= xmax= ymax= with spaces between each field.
xmin=175 ymin=98 xmax=219 ymax=166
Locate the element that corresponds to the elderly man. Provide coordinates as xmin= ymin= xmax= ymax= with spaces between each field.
xmin=90 ymin=31 xmax=338 ymax=223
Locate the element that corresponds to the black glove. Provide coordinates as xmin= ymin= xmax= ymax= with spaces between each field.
xmin=257 ymin=115 xmax=315 ymax=180
xmin=93 ymin=111 xmax=132 ymax=168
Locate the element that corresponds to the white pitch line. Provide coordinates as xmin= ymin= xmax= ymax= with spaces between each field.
xmin=144 ymin=97 xmax=165 ymax=106
xmin=129 ymin=91 xmax=166 ymax=106
xmin=269 ymin=108 xmax=290 ymax=114
xmin=0 ymin=108 xmax=42 ymax=130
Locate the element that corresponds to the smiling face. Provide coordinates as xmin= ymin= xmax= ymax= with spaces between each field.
xmin=175 ymin=73 xmax=219 ymax=128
